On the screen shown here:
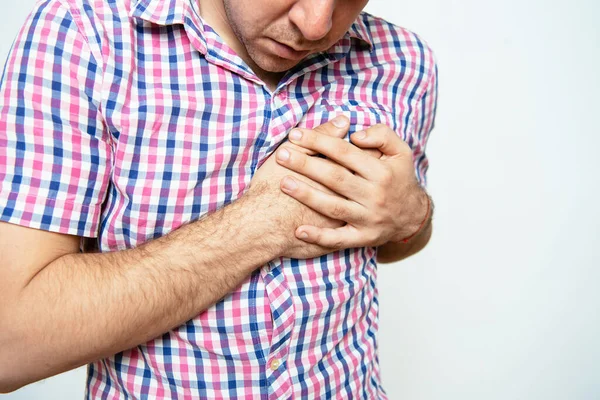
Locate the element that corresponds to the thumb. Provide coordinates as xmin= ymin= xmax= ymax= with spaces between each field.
xmin=350 ymin=124 xmax=411 ymax=157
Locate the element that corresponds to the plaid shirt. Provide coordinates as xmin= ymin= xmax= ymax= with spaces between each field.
xmin=0 ymin=0 xmax=437 ymax=398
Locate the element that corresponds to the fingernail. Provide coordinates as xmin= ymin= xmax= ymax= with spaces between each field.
xmin=289 ymin=129 xmax=303 ymax=141
xmin=282 ymin=177 xmax=298 ymax=191
xmin=298 ymin=231 xmax=308 ymax=239
xmin=277 ymin=148 xmax=290 ymax=162
xmin=332 ymin=116 xmax=348 ymax=128
xmin=354 ymin=130 xmax=367 ymax=139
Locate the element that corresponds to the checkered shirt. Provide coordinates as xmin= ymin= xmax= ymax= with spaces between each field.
xmin=0 ymin=0 xmax=437 ymax=398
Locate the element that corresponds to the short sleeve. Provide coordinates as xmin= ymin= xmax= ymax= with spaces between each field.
xmin=0 ymin=0 xmax=111 ymax=238
xmin=411 ymin=62 xmax=438 ymax=188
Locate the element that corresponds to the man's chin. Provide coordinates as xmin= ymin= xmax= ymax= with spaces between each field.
xmin=256 ymin=53 xmax=320 ymax=79
xmin=249 ymin=44 xmax=312 ymax=74
xmin=256 ymin=58 xmax=299 ymax=73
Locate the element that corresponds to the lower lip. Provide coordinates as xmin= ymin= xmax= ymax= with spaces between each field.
xmin=268 ymin=39 xmax=310 ymax=60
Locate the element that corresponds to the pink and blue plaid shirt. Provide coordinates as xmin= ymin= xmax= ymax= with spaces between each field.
xmin=0 ymin=0 xmax=437 ymax=398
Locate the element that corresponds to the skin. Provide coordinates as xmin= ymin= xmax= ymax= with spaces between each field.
xmin=199 ymin=0 xmax=433 ymax=256
xmin=278 ymin=124 xmax=432 ymax=257
xmin=0 ymin=0 xmax=432 ymax=392
xmin=0 ymin=120 xmax=354 ymax=392
xmin=200 ymin=0 xmax=369 ymax=89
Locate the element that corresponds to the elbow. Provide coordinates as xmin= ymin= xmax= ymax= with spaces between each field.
xmin=0 ymin=348 xmax=39 ymax=394
xmin=0 ymin=312 xmax=36 ymax=393
xmin=0 ymin=350 xmax=28 ymax=394
xmin=0 ymin=359 xmax=37 ymax=392
xmin=0 ymin=380 xmax=25 ymax=394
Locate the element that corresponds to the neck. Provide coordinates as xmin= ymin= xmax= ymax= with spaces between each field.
xmin=198 ymin=0 xmax=284 ymax=90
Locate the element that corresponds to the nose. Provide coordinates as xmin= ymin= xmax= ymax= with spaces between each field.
xmin=289 ymin=0 xmax=335 ymax=41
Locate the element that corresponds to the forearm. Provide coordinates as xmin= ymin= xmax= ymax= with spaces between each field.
xmin=1 ymin=189 xmax=279 ymax=391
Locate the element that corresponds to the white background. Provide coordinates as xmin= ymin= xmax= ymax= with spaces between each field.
xmin=2 ymin=0 xmax=599 ymax=399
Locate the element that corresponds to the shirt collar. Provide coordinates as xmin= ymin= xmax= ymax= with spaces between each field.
xmin=130 ymin=0 xmax=195 ymax=26
xmin=347 ymin=14 xmax=374 ymax=49
xmin=130 ymin=0 xmax=209 ymax=55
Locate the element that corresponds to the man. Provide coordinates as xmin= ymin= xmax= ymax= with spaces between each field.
xmin=0 ymin=0 xmax=437 ymax=398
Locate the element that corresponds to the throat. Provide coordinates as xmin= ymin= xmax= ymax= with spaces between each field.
xmin=257 ymin=71 xmax=286 ymax=92
xmin=198 ymin=0 xmax=285 ymax=92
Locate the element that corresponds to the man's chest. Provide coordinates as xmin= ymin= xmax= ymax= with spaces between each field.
xmin=95 ymin=29 xmax=412 ymax=249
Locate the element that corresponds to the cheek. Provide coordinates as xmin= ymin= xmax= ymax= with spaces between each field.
xmin=227 ymin=1 xmax=266 ymax=37
xmin=240 ymin=1 xmax=286 ymax=28
xmin=332 ymin=3 xmax=367 ymax=35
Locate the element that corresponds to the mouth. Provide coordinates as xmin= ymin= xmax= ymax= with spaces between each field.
xmin=267 ymin=39 xmax=311 ymax=60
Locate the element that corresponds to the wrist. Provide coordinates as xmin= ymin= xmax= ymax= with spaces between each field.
xmin=393 ymin=185 xmax=432 ymax=244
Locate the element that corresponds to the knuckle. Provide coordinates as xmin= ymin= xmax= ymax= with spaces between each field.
xmin=336 ymin=143 xmax=351 ymax=156
xmin=353 ymin=210 xmax=367 ymax=225
xmin=372 ymin=189 xmax=388 ymax=209
xmin=285 ymin=143 xmax=307 ymax=156
xmin=368 ymin=132 xmax=386 ymax=148
xmin=372 ymin=124 xmax=391 ymax=136
xmin=330 ymin=238 xmax=344 ymax=249
xmin=365 ymin=149 xmax=383 ymax=159
xmin=315 ymin=231 xmax=322 ymax=242
xmin=379 ymin=168 xmax=393 ymax=185
xmin=371 ymin=210 xmax=386 ymax=225
xmin=330 ymin=204 xmax=347 ymax=220
xmin=353 ymin=180 xmax=368 ymax=196
xmin=297 ymin=153 xmax=309 ymax=169
xmin=329 ymin=168 xmax=347 ymax=185
xmin=293 ymin=181 xmax=306 ymax=199
xmin=314 ymin=123 xmax=335 ymax=137
xmin=299 ymin=182 xmax=317 ymax=203
xmin=305 ymin=130 xmax=318 ymax=146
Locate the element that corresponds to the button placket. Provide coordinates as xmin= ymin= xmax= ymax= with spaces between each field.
xmin=268 ymin=358 xmax=281 ymax=371
xmin=266 ymin=351 xmax=292 ymax=399
xmin=272 ymin=89 xmax=289 ymax=110
xmin=262 ymin=260 xmax=295 ymax=398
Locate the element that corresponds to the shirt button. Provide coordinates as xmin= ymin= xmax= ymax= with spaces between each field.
xmin=269 ymin=358 xmax=281 ymax=371
xmin=278 ymin=91 xmax=288 ymax=101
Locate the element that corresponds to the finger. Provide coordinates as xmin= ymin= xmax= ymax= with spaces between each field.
xmin=350 ymin=125 xmax=412 ymax=157
xmin=287 ymin=128 xmax=384 ymax=178
xmin=291 ymin=173 xmax=337 ymax=196
xmin=351 ymin=133 xmax=382 ymax=159
xmin=313 ymin=115 xmax=350 ymax=139
xmin=276 ymin=146 xmax=369 ymax=202
xmin=280 ymin=176 xmax=366 ymax=223
xmin=287 ymin=115 xmax=350 ymax=156
xmin=348 ymin=148 xmax=381 ymax=176
xmin=295 ymin=224 xmax=363 ymax=249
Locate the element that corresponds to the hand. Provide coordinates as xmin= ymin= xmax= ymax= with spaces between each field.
xmin=248 ymin=116 xmax=351 ymax=259
xmin=274 ymin=124 xmax=429 ymax=249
